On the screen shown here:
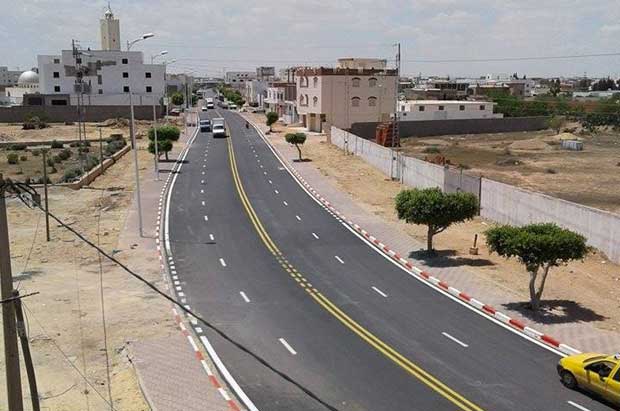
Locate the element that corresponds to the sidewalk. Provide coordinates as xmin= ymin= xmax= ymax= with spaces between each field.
xmin=245 ymin=113 xmax=620 ymax=355
xmin=122 ymin=116 xmax=238 ymax=411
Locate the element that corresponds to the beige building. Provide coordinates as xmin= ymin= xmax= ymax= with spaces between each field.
xmin=100 ymin=4 xmax=121 ymax=51
xmin=296 ymin=58 xmax=397 ymax=132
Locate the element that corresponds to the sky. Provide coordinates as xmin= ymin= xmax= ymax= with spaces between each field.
xmin=1 ymin=0 xmax=619 ymax=79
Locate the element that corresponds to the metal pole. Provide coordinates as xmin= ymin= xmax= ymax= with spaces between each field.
xmin=129 ymin=87 xmax=144 ymax=237
xmin=99 ymin=127 xmax=104 ymax=175
xmin=153 ymin=103 xmax=159 ymax=181
xmin=42 ymin=151 xmax=50 ymax=242
xmin=13 ymin=290 xmax=40 ymax=411
xmin=391 ymin=42 xmax=401 ymax=180
xmin=0 ymin=175 xmax=24 ymax=411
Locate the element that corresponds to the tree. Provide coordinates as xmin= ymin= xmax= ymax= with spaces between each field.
xmin=395 ymin=188 xmax=479 ymax=253
xmin=148 ymin=125 xmax=181 ymax=141
xmin=548 ymin=115 xmax=565 ymax=134
xmin=171 ymin=92 xmax=184 ymax=106
xmin=148 ymin=139 xmax=173 ymax=160
xmin=285 ymin=132 xmax=307 ymax=161
xmin=266 ymin=111 xmax=279 ymax=132
xmin=549 ymin=79 xmax=561 ymax=97
xmin=485 ymin=223 xmax=588 ymax=311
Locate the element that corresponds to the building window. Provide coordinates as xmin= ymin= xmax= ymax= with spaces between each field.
xmin=145 ymin=72 xmax=152 ymax=78
xmin=401 ymin=105 xmax=405 ymax=111
xmin=98 ymin=89 xmax=103 ymax=94
xmin=76 ymin=58 xmax=82 ymax=64
xmin=122 ymin=58 xmax=128 ymax=64
xmin=146 ymin=86 xmax=152 ymax=93
xmin=97 ymin=75 xmax=102 ymax=85
xmin=123 ymin=86 xmax=130 ymax=93
xmin=369 ymin=78 xmax=377 ymax=87
xmin=300 ymin=76 xmax=309 ymax=87
xmin=438 ymin=105 xmax=444 ymax=111
xmin=53 ymin=58 xmax=60 ymax=64
xmin=351 ymin=77 xmax=361 ymax=87
xmin=419 ymin=105 xmax=425 ymax=111
xmin=54 ymin=86 xmax=60 ymax=92
xmin=479 ymin=105 xmax=485 ymax=110
xmin=313 ymin=96 xmax=318 ymax=107
xmin=351 ymin=97 xmax=360 ymax=107
xmin=368 ymin=97 xmax=377 ymax=107
xmin=459 ymin=105 xmax=465 ymax=111
xmin=53 ymin=72 xmax=59 ymax=78
xmin=313 ymin=77 xmax=318 ymax=87
xmin=123 ymin=72 xmax=129 ymax=78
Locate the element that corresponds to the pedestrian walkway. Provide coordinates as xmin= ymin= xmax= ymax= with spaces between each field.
xmin=121 ymin=116 xmax=237 ymax=411
xmin=247 ymin=115 xmax=620 ymax=355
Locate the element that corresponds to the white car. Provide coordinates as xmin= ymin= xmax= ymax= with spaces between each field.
xmin=228 ymin=103 xmax=237 ymax=110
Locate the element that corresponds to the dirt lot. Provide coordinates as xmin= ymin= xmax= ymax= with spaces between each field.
xmin=399 ymin=127 xmax=620 ymax=214
xmin=0 ymin=125 xmax=176 ymax=410
xmin=248 ymin=113 xmax=620 ymax=335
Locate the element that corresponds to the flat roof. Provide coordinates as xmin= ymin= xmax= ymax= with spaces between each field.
xmin=404 ymin=100 xmax=494 ymax=105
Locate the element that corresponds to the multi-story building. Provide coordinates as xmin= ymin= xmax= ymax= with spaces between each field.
xmin=244 ymin=79 xmax=268 ymax=107
xmin=0 ymin=66 xmax=22 ymax=87
xmin=225 ymin=71 xmax=256 ymax=91
xmin=37 ymin=5 xmax=165 ymax=106
xmin=5 ymin=69 xmax=40 ymax=105
xmin=295 ymin=58 xmax=397 ymax=132
xmin=398 ymin=100 xmax=501 ymax=121
xmin=256 ymin=66 xmax=275 ymax=80
xmin=404 ymin=79 xmax=470 ymax=100
xmin=265 ymin=81 xmax=298 ymax=124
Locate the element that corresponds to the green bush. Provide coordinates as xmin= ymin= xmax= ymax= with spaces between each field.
xmin=10 ymin=143 xmax=27 ymax=151
xmin=422 ymin=146 xmax=441 ymax=154
xmin=23 ymin=114 xmax=48 ymax=130
xmin=19 ymin=155 xmax=27 ymax=162
xmin=46 ymin=157 xmax=54 ymax=167
xmin=7 ymin=152 xmax=19 ymax=164
xmin=52 ymin=154 xmax=63 ymax=164
xmin=51 ymin=140 xmax=63 ymax=149
xmin=58 ymin=148 xmax=72 ymax=160
xmin=49 ymin=166 xmax=57 ymax=174
xmin=63 ymin=166 xmax=82 ymax=182
xmin=104 ymin=139 xmax=126 ymax=156
xmin=84 ymin=155 xmax=100 ymax=171
xmin=148 ymin=125 xmax=180 ymax=142
xmin=32 ymin=149 xmax=41 ymax=156
xmin=79 ymin=146 xmax=90 ymax=153
xmin=148 ymin=139 xmax=173 ymax=160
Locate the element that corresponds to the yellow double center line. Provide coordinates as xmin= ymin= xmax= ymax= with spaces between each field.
xmin=226 ymin=136 xmax=483 ymax=411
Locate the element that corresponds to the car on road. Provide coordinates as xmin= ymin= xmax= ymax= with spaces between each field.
xmin=228 ymin=103 xmax=237 ymax=110
xmin=206 ymin=102 xmax=214 ymax=109
xmin=199 ymin=119 xmax=211 ymax=132
xmin=212 ymin=118 xmax=226 ymax=138
xmin=557 ymin=352 xmax=620 ymax=406
xmin=201 ymin=106 xmax=207 ymax=111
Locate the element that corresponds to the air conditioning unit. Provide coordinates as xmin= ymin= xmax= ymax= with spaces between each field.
xmin=73 ymin=83 xmax=91 ymax=93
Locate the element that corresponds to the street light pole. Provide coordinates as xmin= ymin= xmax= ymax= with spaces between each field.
xmin=127 ymin=33 xmax=154 ymax=237
xmin=151 ymin=51 xmax=168 ymax=181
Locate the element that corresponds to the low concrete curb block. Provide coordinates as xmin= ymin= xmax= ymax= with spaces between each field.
xmin=251 ymin=118 xmax=582 ymax=357
xmin=155 ymin=126 xmax=242 ymax=411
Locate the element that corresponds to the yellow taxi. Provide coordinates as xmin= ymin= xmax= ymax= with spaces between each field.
xmin=557 ymin=353 xmax=620 ymax=406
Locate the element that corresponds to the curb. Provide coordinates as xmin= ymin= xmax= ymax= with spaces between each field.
xmin=154 ymin=122 xmax=243 ymax=411
xmin=247 ymin=116 xmax=582 ymax=357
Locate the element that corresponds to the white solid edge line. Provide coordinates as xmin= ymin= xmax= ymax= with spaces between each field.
xmin=442 ymin=332 xmax=469 ymax=348
xmin=240 ymin=291 xmax=250 ymax=303
xmin=567 ymin=401 xmax=591 ymax=411
xmin=166 ymin=116 xmax=259 ymax=411
xmin=248 ymin=117 xmax=568 ymax=358
xmin=372 ymin=286 xmax=388 ymax=298
xmin=278 ymin=338 xmax=297 ymax=355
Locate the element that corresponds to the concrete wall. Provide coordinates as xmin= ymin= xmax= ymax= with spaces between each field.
xmin=331 ymin=126 xmax=620 ymax=263
xmin=480 ymin=179 xmax=620 ymax=263
xmin=350 ymin=116 xmax=549 ymax=140
xmin=0 ymin=104 xmax=163 ymax=122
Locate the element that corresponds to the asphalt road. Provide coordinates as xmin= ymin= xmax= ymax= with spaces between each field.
xmin=166 ymin=100 xmax=616 ymax=411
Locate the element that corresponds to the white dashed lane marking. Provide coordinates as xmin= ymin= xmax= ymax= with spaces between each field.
xmin=334 ymin=256 xmax=345 ymax=264
xmin=219 ymin=258 xmax=227 ymax=267
xmin=240 ymin=291 xmax=250 ymax=303
xmin=312 ymin=232 xmax=319 ymax=239
xmin=201 ymin=201 xmax=206 ymax=206
xmin=274 ymin=190 xmax=279 ymax=194
xmin=283 ymin=201 xmax=288 ymax=206
xmin=442 ymin=332 xmax=469 ymax=348
xmin=204 ymin=215 xmax=209 ymax=222
xmin=278 ymin=338 xmax=297 ymax=355
xmin=372 ymin=286 xmax=388 ymax=298
xmin=295 ymin=215 xmax=301 ymax=221
xmin=209 ymin=234 xmax=215 ymax=241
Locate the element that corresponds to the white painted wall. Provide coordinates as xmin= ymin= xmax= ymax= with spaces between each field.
xmin=399 ymin=101 xmax=502 ymax=121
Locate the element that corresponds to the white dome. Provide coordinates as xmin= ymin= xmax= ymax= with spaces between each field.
xmin=18 ymin=70 xmax=39 ymax=85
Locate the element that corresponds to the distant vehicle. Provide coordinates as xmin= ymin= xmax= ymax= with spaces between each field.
xmin=169 ymin=108 xmax=181 ymax=116
xmin=557 ymin=352 xmax=620 ymax=406
xmin=199 ymin=119 xmax=211 ymax=132
xmin=212 ymin=118 xmax=226 ymax=138
xmin=219 ymin=101 xmax=229 ymax=109
xmin=206 ymin=102 xmax=214 ymax=109
xmin=201 ymin=106 xmax=207 ymax=111
xmin=228 ymin=103 xmax=237 ymax=110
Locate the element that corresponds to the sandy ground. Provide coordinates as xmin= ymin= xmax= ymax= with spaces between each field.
xmin=399 ymin=126 xmax=620 ymax=214
xmin=0 ymin=132 xmax=175 ymax=409
xmin=248 ymin=113 xmax=620 ymax=335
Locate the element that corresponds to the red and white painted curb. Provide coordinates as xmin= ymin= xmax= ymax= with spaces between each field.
xmin=250 ymin=119 xmax=581 ymax=357
xmin=155 ymin=124 xmax=242 ymax=411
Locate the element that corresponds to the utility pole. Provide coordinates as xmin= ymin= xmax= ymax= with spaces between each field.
xmin=41 ymin=150 xmax=50 ymax=241
xmin=391 ymin=42 xmax=401 ymax=181
xmin=0 ymin=175 xmax=24 ymax=411
xmin=13 ymin=290 xmax=40 ymax=411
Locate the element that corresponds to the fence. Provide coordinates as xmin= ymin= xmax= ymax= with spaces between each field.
xmin=331 ymin=126 xmax=620 ymax=263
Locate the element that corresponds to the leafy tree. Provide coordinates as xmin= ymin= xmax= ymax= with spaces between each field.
xmin=592 ymin=77 xmax=618 ymax=91
xmin=548 ymin=115 xmax=565 ymax=134
xmin=285 ymin=132 xmax=307 ymax=161
xmin=148 ymin=139 xmax=173 ymax=160
xmin=549 ymin=79 xmax=561 ymax=97
xmin=395 ymin=188 xmax=479 ymax=252
xmin=266 ymin=112 xmax=279 ymax=132
xmin=576 ymin=78 xmax=591 ymax=91
xmin=148 ymin=125 xmax=181 ymax=141
xmin=171 ymin=92 xmax=184 ymax=106
xmin=485 ymin=223 xmax=588 ymax=311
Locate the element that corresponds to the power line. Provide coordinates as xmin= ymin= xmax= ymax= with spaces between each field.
xmin=8 ymin=182 xmax=342 ymax=411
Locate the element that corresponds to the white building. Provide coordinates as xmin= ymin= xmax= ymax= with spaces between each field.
xmin=398 ymin=100 xmax=502 ymax=121
xmin=5 ymin=70 xmax=40 ymax=105
xmin=225 ymin=71 xmax=256 ymax=90
xmin=37 ymin=5 xmax=165 ymax=106
xmin=296 ymin=58 xmax=397 ymax=132
xmin=264 ymin=82 xmax=298 ymax=124
xmin=100 ymin=5 xmax=121 ymax=51
xmin=244 ymin=79 xmax=268 ymax=106
xmin=0 ymin=66 xmax=22 ymax=87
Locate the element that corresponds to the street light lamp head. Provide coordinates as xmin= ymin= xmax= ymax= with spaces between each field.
xmin=160 ymin=50 xmax=169 ymax=56
xmin=142 ymin=33 xmax=155 ymax=39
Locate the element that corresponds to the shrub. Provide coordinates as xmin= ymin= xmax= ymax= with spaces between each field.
xmin=84 ymin=155 xmax=100 ymax=171
xmin=148 ymin=125 xmax=180 ymax=142
xmin=69 ymin=141 xmax=79 ymax=147
xmin=58 ymin=148 xmax=72 ymax=160
xmin=53 ymin=154 xmax=64 ymax=164
xmin=10 ymin=143 xmax=27 ymax=151
xmin=105 ymin=139 xmax=126 ymax=156
xmin=46 ymin=157 xmax=55 ymax=167
xmin=37 ymin=176 xmax=51 ymax=184
xmin=7 ymin=152 xmax=19 ymax=164
xmin=83 ymin=140 xmax=91 ymax=147
xmin=63 ymin=166 xmax=82 ymax=182
xmin=23 ymin=114 xmax=48 ymax=130
xmin=545 ymin=168 xmax=557 ymax=174
xmin=49 ymin=166 xmax=57 ymax=174
xmin=51 ymin=140 xmax=63 ymax=149
xmin=422 ymin=146 xmax=441 ymax=154
xmin=79 ymin=146 xmax=90 ymax=153
xmin=32 ymin=149 xmax=41 ymax=156
xmin=19 ymin=155 xmax=27 ymax=162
